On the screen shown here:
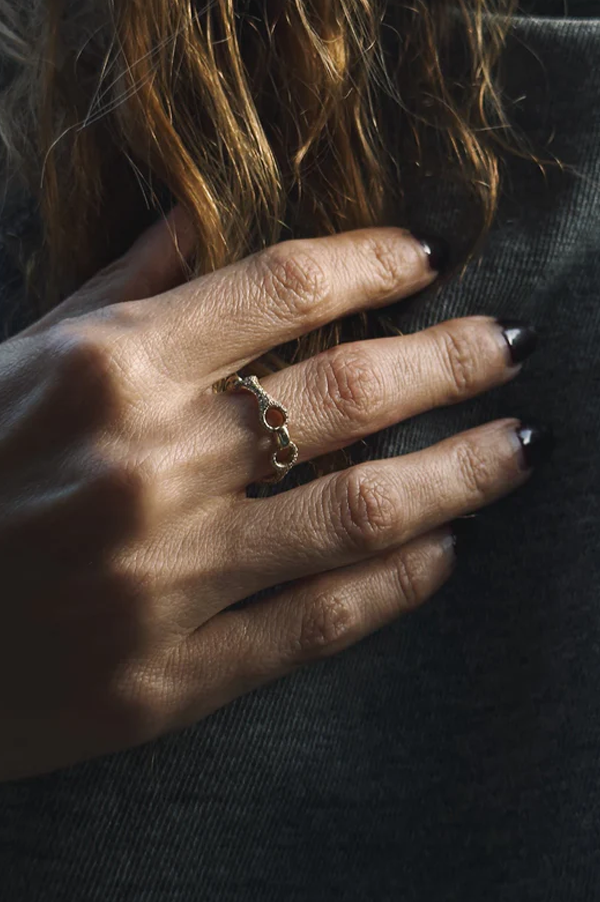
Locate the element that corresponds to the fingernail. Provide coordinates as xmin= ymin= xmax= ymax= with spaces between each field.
xmin=515 ymin=421 xmax=555 ymax=469
xmin=435 ymin=528 xmax=458 ymax=576
xmin=496 ymin=319 xmax=538 ymax=365
xmin=449 ymin=515 xmax=478 ymax=555
xmin=413 ymin=234 xmax=450 ymax=274
xmin=440 ymin=528 xmax=458 ymax=562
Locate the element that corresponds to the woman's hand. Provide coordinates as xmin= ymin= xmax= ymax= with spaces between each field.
xmin=0 ymin=206 xmax=540 ymax=781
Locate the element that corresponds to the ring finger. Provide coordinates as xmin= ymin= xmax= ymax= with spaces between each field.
xmin=178 ymin=415 xmax=545 ymax=626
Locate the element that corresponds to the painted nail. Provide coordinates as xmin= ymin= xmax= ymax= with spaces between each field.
xmin=515 ymin=421 xmax=555 ymax=469
xmin=413 ymin=234 xmax=450 ymax=274
xmin=497 ymin=319 xmax=538 ymax=365
xmin=450 ymin=515 xmax=478 ymax=555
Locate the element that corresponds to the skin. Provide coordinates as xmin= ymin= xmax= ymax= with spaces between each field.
xmin=0 ymin=204 xmax=532 ymax=781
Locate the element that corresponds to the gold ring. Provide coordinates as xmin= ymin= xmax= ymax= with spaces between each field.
xmin=224 ymin=374 xmax=299 ymax=483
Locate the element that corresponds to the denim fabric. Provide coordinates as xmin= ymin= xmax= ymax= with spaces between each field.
xmin=1 ymin=11 xmax=600 ymax=902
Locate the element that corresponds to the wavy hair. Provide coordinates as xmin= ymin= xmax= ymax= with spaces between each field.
xmin=0 ymin=0 xmax=523 ymax=357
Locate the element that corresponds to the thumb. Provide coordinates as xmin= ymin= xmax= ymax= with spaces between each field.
xmin=20 ymin=202 xmax=198 ymax=336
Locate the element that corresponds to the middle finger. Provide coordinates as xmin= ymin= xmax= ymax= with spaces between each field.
xmin=207 ymin=315 xmax=534 ymax=491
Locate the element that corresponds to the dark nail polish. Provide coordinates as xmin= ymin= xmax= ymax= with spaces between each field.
xmin=450 ymin=515 xmax=478 ymax=555
xmin=414 ymin=234 xmax=450 ymax=274
xmin=497 ymin=319 xmax=538 ymax=365
xmin=516 ymin=421 xmax=555 ymax=469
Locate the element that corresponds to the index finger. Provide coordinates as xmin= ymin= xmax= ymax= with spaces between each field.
xmin=139 ymin=227 xmax=441 ymax=381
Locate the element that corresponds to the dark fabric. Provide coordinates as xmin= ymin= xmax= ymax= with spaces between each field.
xmin=1 ymin=8 xmax=600 ymax=902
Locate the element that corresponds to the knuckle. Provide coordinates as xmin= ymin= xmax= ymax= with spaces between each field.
xmin=106 ymin=659 xmax=173 ymax=744
xmin=319 ymin=347 xmax=383 ymax=428
xmin=46 ymin=320 xmax=155 ymax=433
xmin=293 ymin=590 xmax=357 ymax=658
xmin=46 ymin=321 xmax=125 ymax=414
xmin=333 ymin=469 xmax=396 ymax=552
xmin=254 ymin=241 xmax=329 ymax=321
xmin=389 ymin=549 xmax=424 ymax=611
xmin=437 ymin=327 xmax=480 ymax=398
xmin=87 ymin=456 xmax=152 ymax=523
xmin=49 ymin=321 xmax=115 ymax=385
xmin=363 ymin=232 xmax=413 ymax=296
xmin=455 ymin=437 xmax=494 ymax=500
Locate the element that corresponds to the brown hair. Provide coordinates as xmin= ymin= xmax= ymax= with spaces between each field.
xmin=0 ymin=0 xmax=524 ymax=353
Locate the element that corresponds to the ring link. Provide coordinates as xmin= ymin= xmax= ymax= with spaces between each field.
xmin=223 ymin=374 xmax=299 ymax=483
